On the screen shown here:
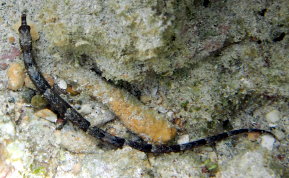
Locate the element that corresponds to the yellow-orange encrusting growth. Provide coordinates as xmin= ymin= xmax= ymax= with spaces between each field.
xmin=107 ymin=89 xmax=176 ymax=143
xmin=91 ymin=83 xmax=176 ymax=143
xmin=61 ymin=68 xmax=176 ymax=143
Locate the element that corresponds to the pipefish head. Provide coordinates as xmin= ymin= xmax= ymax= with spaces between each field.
xmin=18 ymin=13 xmax=32 ymax=51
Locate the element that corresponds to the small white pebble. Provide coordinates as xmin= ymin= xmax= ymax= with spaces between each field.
xmin=268 ymin=123 xmax=277 ymax=128
xmin=167 ymin=111 xmax=174 ymax=118
xmin=72 ymin=163 xmax=82 ymax=174
xmin=177 ymin=134 xmax=189 ymax=144
xmin=240 ymin=78 xmax=254 ymax=88
xmin=91 ymin=110 xmax=115 ymax=126
xmin=79 ymin=104 xmax=92 ymax=115
xmin=151 ymin=87 xmax=158 ymax=96
xmin=101 ymin=109 xmax=106 ymax=114
xmin=265 ymin=110 xmax=280 ymax=123
xmin=0 ymin=122 xmax=15 ymax=138
xmin=75 ymin=40 xmax=90 ymax=47
xmin=35 ymin=109 xmax=57 ymax=123
xmin=158 ymin=106 xmax=167 ymax=113
xmin=57 ymin=79 xmax=67 ymax=90
xmin=261 ymin=135 xmax=275 ymax=151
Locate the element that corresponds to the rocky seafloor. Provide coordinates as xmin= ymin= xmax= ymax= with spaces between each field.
xmin=0 ymin=0 xmax=288 ymax=177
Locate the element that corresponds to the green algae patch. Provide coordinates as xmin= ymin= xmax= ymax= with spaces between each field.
xmin=31 ymin=95 xmax=48 ymax=109
xmin=30 ymin=165 xmax=47 ymax=176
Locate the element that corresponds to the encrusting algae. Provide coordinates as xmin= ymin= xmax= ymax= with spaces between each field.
xmin=91 ymin=81 xmax=176 ymax=143
xmin=107 ymin=88 xmax=176 ymax=143
xmin=61 ymin=67 xmax=176 ymax=144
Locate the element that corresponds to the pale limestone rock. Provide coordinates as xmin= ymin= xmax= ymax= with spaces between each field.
xmin=265 ymin=110 xmax=280 ymax=123
xmin=261 ymin=135 xmax=275 ymax=151
xmin=7 ymin=63 xmax=25 ymax=91
xmin=218 ymin=151 xmax=276 ymax=178
xmin=35 ymin=109 xmax=57 ymax=123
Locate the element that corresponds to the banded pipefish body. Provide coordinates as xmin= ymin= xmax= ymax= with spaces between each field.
xmin=18 ymin=13 xmax=275 ymax=153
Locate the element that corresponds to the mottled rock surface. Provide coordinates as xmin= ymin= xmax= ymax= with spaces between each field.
xmin=1 ymin=0 xmax=288 ymax=177
xmin=7 ymin=62 xmax=25 ymax=90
